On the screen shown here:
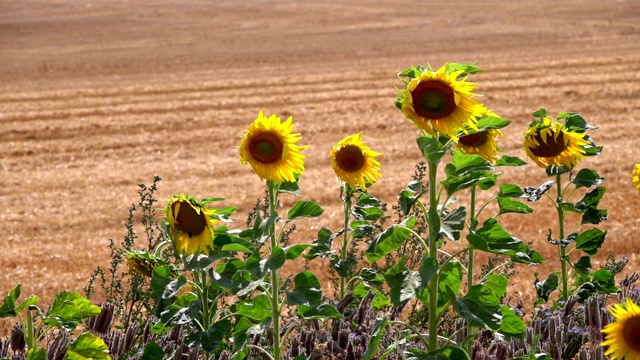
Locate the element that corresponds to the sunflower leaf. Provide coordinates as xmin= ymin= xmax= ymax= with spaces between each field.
xmin=467 ymin=219 xmax=544 ymax=264
xmin=44 ymin=292 xmax=102 ymax=331
xmin=534 ymin=272 xmax=559 ymax=306
xmin=398 ymin=180 xmax=426 ymax=214
xmin=287 ymin=200 xmax=324 ymax=220
xmin=0 ymin=283 xmax=21 ymax=318
xmin=581 ymin=208 xmax=608 ymax=225
xmin=305 ymin=227 xmax=341 ymax=260
xmin=442 ymin=170 xmax=497 ymax=195
xmin=497 ymin=197 xmax=533 ymax=215
xmin=365 ymin=216 xmax=416 ymax=262
xmin=498 ymin=184 xmax=525 ymax=198
xmin=285 ymin=271 xmax=322 ymax=306
xmin=297 ymin=304 xmax=342 ymax=320
xmin=523 ymin=180 xmax=554 ymax=202
xmin=65 ymin=332 xmax=110 ymax=360
xmin=447 ymin=151 xmax=493 ymax=176
xmin=140 ymin=342 xmax=164 ymax=360
xmin=352 ymin=283 xmax=391 ymax=309
xmin=278 ymin=180 xmax=301 ymax=196
xmin=236 ymin=295 xmax=272 ymax=321
xmin=495 ymin=155 xmax=527 ymax=166
xmin=440 ymin=206 xmax=467 ymax=241
xmin=446 ymin=62 xmax=483 ymax=76
xmin=185 ymin=319 xmax=232 ymax=353
xmin=575 ymin=228 xmax=607 ymax=256
xmin=571 ymin=168 xmax=605 ymax=188
xmin=436 ymin=261 xmax=463 ymax=314
xmin=363 ymin=317 xmax=390 ymax=360
xmin=417 ymin=135 xmax=448 ymax=165
xmin=532 ymin=108 xmax=548 ymax=118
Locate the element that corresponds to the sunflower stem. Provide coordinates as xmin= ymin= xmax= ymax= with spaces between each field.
xmin=266 ymin=181 xmax=282 ymax=360
xmin=339 ymin=185 xmax=353 ymax=299
xmin=426 ymin=159 xmax=440 ymax=352
xmin=555 ymin=172 xmax=569 ymax=301
xmin=465 ymin=185 xmax=477 ymax=344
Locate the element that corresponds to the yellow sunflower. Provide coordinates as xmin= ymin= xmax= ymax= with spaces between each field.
xmin=456 ymin=129 xmax=503 ymax=164
xmin=126 ymin=250 xmax=176 ymax=278
xmin=239 ymin=111 xmax=307 ymax=184
xmin=523 ymin=116 xmax=590 ymax=169
xmin=400 ymin=64 xmax=484 ymax=140
xmin=633 ymin=164 xmax=640 ymax=192
xmin=165 ymin=195 xmax=217 ymax=255
xmin=602 ymin=300 xmax=640 ymax=360
xmin=330 ymin=132 xmax=382 ymax=190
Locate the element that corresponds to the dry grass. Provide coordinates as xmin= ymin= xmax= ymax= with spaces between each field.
xmin=1 ymin=0 xmax=640 ymax=335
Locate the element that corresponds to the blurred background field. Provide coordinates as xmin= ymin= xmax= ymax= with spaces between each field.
xmin=1 ymin=0 xmax=640 ymax=334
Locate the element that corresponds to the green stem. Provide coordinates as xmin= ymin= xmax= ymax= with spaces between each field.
xmin=555 ymin=173 xmax=569 ymax=301
xmin=339 ymin=186 xmax=353 ymax=299
xmin=389 ymin=320 xmax=431 ymax=350
xmin=267 ymin=181 xmax=282 ymax=360
xmin=467 ymin=186 xmax=477 ymax=292
xmin=426 ymin=160 xmax=440 ymax=351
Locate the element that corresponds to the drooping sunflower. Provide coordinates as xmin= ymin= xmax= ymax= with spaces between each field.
xmin=602 ymin=300 xmax=640 ymax=360
xmin=633 ymin=164 xmax=640 ymax=192
xmin=456 ymin=129 xmax=503 ymax=164
xmin=523 ymin=116 xmax=590 ymax=169
xmin=239 ymin=111 xmax=307 ymax=184
xmin=165 ymin=195 xmax=217 ymax=255
xmin=400 ymin=64 xmax=484 ymax=140
xmin=330 ymin=132 xmax=382 ymax=190
xmin=126 ymin=250 xmax=177 ymax=278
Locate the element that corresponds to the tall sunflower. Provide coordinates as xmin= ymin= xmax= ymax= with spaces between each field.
xmin=165 ymin=195 xmax=217 ymax=255
xmin=330 ymin=132 xmax=381 ymax=190
xmin=399 ymin=64 xmax=484 ymax=140
xmin=523 ymin=116 xmax=590 ymax=169
xmin=602 ymin=300 xmax=640 ymax=360
xmin=239 ymin=111 xmax=307 ymax=184
xmin=633 ymin=164 xmax=640 ymax=192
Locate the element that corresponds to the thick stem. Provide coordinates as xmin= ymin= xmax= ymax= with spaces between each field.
xmin=427 ymin=160 xmax=440 ymax=351
xmin=467 ymin=186 xmax=477 ymax=292
xmin=267 ymin=182 xmax=281 ymax=360
xmin=555 ymin=173 xmax=569 ymax=301
xmin=339 ymin=187 xmax=353 ymax=299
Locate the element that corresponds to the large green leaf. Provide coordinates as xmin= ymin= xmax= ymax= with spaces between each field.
xmin=466 ymin=219 xmax=543 ymax=264
xmin=64 ymin=332 xmax=110 ymax=360
xmin=499 ymin=305 xmax=526 ymax=338
xmin=284 ymin=244 xmax=311 ymax=260
xmin=575 ymin=228 xmax=607 ymax=256
xmin=497 ymin=197 xmax=533 ymax=215
xmin=265 ymin=246 xmax=286 ymax=271
xmin=287 ymin=201 xmax=324 ymax=220
xmin=365 ymin=216 xmax=416 ymax=262
xmin=495 ymin=155 xmax=527 ymax=167
xmin=305 ymin=227 xmax=342 ymax=260
xmin=498 ymin=184 xmax=525 ymax=198
xmin=352 ymin=283 xmax=391 ymax=309
xmin=236 ymin=294 xmax=272 ymax=321
xmin=397 ymin=180 xmax=426 ymax=214
xmin=404 ymin=344 xmax=470 ymax=360
xmin=26 ymin=348 xmax=47 ymax=360
xmin=575 ymin=187 xmax=606 ymax=211
xmin=140 ymin=343 xmax=164 ymax=360
xmin=383 ymin=258 xmax=415 ymax=306
xmin=211 ymin=259 xmax=245 ymax=290
xmin=534 ymin=272 xmax=559 ymax=306
xmin=0 ymin=283 xmax=21 ymax=318
xmin=45 ymin=292 xmax=101 ymax=331
xmin=417 ymin=135 xmax=448 ymax=165
xmin=363 ymin=317 xmax=390 ymax=360
xmin=571 ymin=168 xmax=604 ymax=188
xmin=447 ymin=151 xmax=493 ymax=176
xmin=436 ymin=261 xmax=462 ymax=314
xmin=297 ymin=304 xmax=342 ymax=319
xmin=442 ymin=170 xmax=497 ymax=195
xmin=186 ymin=319 xmax=232 ymax=353
xmin=440 ymin=207 xmax=467 ymax=241
xmin=286 ymin=271 xmax=322 ymax=306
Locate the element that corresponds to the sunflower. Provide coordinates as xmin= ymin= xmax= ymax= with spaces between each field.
xmin=330 ymin=132 xmax=381 ymax=190
xmin=633 ymin=164 xmax=640 ymax=192
xmin=239 ymin=111 xmax=307 ymax=184
xmin=602 ymin=300 xmax=640 ymax=360
xmin=456 ymin=129 xmax=503 ymax=164
xmin=165 ymin=195 xmax=217 ymax=255
xmin=126 ymin=250 xmax=176 ymax=278
xmin=400 ymin=64 xmax=484 ymax=140
xmin=523 ymin=116 xmax=590 ymax=169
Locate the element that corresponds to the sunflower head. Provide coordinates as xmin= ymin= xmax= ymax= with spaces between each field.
xmin=523 ymin=109 xmax=600 ymax=170
xmin=633 ymin=164 xmax=640 ymax=192
xmin=239 ymin=111 xmax=308 ymax=184
xmin=396 ymin=63 xmax=485 ymax=141
xmin=602 ymin=300 xmax=640 ymax=360
xmin=126 ymin=250 xmax=176 ymax=278
xmin=330 ymin=132 xmax=382 ymax=190
xmin=455 ymin=107 xmax=510 ymax=164
xmin=165 ymin=195 xmax=218 ymax=256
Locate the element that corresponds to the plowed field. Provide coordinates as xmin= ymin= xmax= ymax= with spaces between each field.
xmin=2 ymin=0 xmax=640 ymax=334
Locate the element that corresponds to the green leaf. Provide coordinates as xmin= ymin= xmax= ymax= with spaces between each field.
xmin=287 ymin=200 xmax=324 ymax=220
xmin=353 ymin=203 xmax=385 ymax=221
xmin=495 ymin=155 xmax=527 ymax=167
xmin=286 ymin=271 xmax=322 ymax=306
xmin=572 ymin=168 xmax=605 ymax=188
xmin=440 ymin=207 xmax=467 ymax=241
xmin=284 ymin=244 xmax=311 ymax=260
xmin=45 ymin=292 xmax=101 ymax=331
xmin=365 ymin=216 xmax=416 ymax=262
xmin=363 ymin=317 xmax=390 ymax=360
xmin=266 ymin=246 xmax=286 ymax=271
xmin=186 ymin=319 xmax=232 ymax=353
xmin=574 ymin=256 xmax=592 ymax=274
xmin=236 ymin=295 xmax=272 ymax=321
xmin=437 ymin=261 xmax=463 ymax=314
xmin=231 ymin=317 xmax=252 ymax=352
xmin=0 ymin=283 xmax=21 ymax=318
xmin=278 ymin=180 xmax=301 ymax=196
xmin=416 ymin=257 xmax=439 ymax=304
xmin=26 ymin=348 xmax=47 ymax=360
xmin=182 ymin=253 xmax=217 ymax=271
xmin=305 ymin=227 xmax=341 ymax=260
xmin=532 ymin=108 xmax=548 ymax=118
xmin=383 ymin=258 xmax=415 ymax=306
xmin=442 ymin=170 xmax=497 ymax=195
xmin=64 ymin=332 xmax=110 ymax=360
xmin=447 ymin=151 xmax=493 ymax=176
xmin=232 ymin=270 xmax=266 ymax=297
xmin=330 ymin=254 xmax=358 ymax=278
xmin=497 ymin=197 xmax=533 ymax=215
xmin=446 ymin=62 xmax=483 ymax=76
xmin=140 ymin=342 xmax=164 ymax=360
xmin=475 ymin=115 xmax=511 ymax=130
xmin=523 ymin=180 xmax=554 ymax=202
xmin=467 ymin=219 xmax=544 ymax=264
xmin=454 ymin=297 xmax=500 ymax=330
xmin=562 ymin=112 xmax=598 ymax=132
xmin=498 ymin=184 xmax=525 ymax=197
xmin=499 ymin=306 xmax=526 ymax=338
xmin=398 ymin=180 xmax=425 ymax=214
xmin=405 ymin=344 xmax=471 ymax=360
xmin=297 ymin=304 xmax=342 ymax=319
xmin=220 ymin=243 xmax=253 ymax=253
xmin=534 ymin=272 xmax=559 ymax=306
xmin=417 ymin=135 xmax=448 ymax=165
xmin=163 ymin=276 xmax=188 ymax=299
xmin=575 ymin=187 xmax=606 ymax=211
xmin=353 ymin=283 xmax=391 ymax=309
xmin=581 ymin=208 xmax=608 ymax=225
xmin=211 ymin=259 xmax=245 ymax=290
xmin=592 ymin=269 xmax=619 ymax=294
xmin=575 ymin=228 xmax=607 ymax=256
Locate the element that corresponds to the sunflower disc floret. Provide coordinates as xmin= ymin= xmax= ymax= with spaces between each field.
xmin=330 ymin=132 xmax=382 ymax=190
xmin=240 ymin=111 xmax=307 ymax=183
xmin=165 ymin=195 xmax=217 ymax=255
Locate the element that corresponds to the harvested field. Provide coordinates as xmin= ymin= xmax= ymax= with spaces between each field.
xmin=1 ymin=0 xmax=640 ymax=335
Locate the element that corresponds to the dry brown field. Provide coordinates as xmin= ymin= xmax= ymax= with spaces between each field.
xmin=2 ymin=0 xmax=640 ymax=335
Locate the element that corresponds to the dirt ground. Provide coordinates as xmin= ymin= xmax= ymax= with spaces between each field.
xmin=2 ymin=0 xmax=640 ymax=334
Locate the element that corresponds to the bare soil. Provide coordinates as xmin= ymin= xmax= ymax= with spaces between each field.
xmin=2 ymin=0 xmax=640 ymax=334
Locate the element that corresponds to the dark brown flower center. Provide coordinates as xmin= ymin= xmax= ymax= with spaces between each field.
xmin=529 ymin=130 xmax=567 ymax=157
xmin=336 ymin=145 xmax=365 ymax=172
xmin=623 ymin=315 xmax=640 ymax=352
xmin=172 ymin=201 xmax=206 ymax=238
xmin=411 ymin=80 xmax=457 ymax=119
xmin=249 ymin=132 xmax=284 ymax=164
xmin=459 ymin=131 xmax=488 ymax=147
